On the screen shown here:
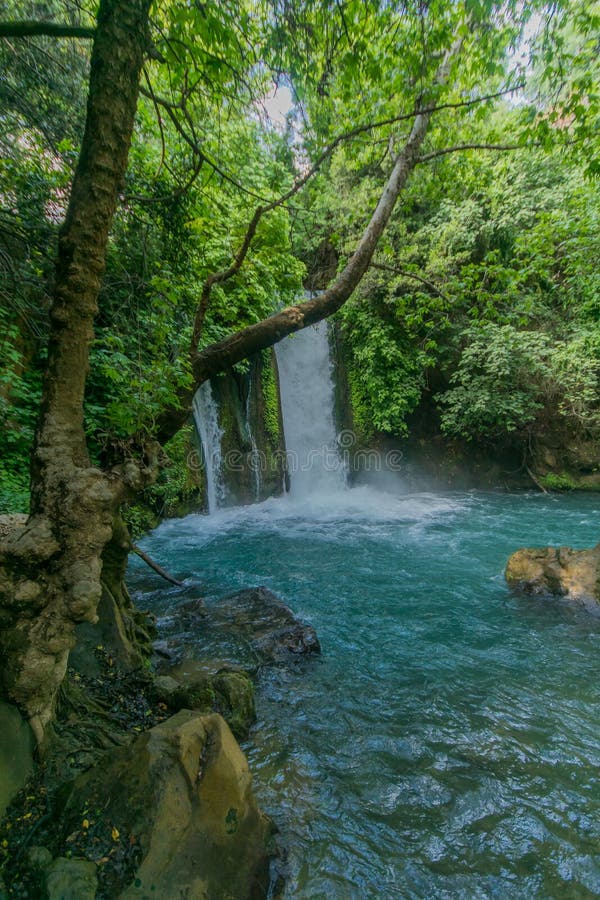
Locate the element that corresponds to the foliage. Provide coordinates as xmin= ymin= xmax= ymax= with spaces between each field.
xmin=261 ymin=351 xmax=280 ymax=445
xmin=0 ymin=0 xmax=598 ymax=499
xmin=334 ymin=141 xmax=600 ymax=450
xmin=540 ymin=473 xmax=577 ymax=492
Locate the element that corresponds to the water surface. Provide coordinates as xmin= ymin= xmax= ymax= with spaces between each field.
xmin=130 ymin=489 xmax=600 ymax=898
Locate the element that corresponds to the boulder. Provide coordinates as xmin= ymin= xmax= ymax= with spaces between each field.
xmin=212 ymin=587 xmax=321 ymax=663
xmin=0 ymin=514 xmax=28 ymax=542
xmin=174 ymin=596 xmax=207 ymax=622
xmin=60 ymin=711 xmax=274 ymax=899
xmin=45 ymin=858 xmax=97 ymax=900
xmin=0 ymin=701 xmax=35 ymax=816
xmin=151 ymin=669 xmax=256 ymax=739
xmin=505 ymin=544 xmax=600 ymax=609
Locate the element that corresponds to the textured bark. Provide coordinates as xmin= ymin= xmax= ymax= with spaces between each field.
xmin=0 ymin=0 xmax=152 ymax=744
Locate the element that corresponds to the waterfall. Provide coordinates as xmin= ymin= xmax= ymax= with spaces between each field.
xmin=275 ymin=320 xmax=346 ymax=498
xmin=192 ymin=381 xmax=225 ymax=513
xmin=245 ymin=384 xmax=262 ymax=502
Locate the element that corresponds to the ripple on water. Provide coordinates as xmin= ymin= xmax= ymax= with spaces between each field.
xmin=129 ymin=489 xmax=600 ymax=898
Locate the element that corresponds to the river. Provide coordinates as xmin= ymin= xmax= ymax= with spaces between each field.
xmin=130 ymin=489 xmax=600 ymax=898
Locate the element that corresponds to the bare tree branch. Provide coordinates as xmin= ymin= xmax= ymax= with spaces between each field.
xmin=131 ymin=544 xmax=183 ymax=585
xmin=417 ymin=141 xmax=525 ymax=162
xmin=0 ymin=21 xmax=95 ymax=39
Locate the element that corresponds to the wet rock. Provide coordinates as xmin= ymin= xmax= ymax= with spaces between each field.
xmin=151 ymin=669 xmax=256 ymax=739
xmin=212 ymin=670 xmax=257 ymax=740
xmin=152 ymin=639 xmax=183 ymax=667
xmin=0 ymin=513 xmax=28 ymax=541
xmin=0 ymin=701 xmax=35 ymax=816
xmin=505 ymin=544 xmax=600 ymax=610
xmin=60 ymin=711 xmax=273 ymax=899
xmin=174 ymin=596 xmax=207 ymax=622
xmin=212 ymin=587 xmax=321 ymax=662
xmin=45 ymin=857 xmax=97 ymax=900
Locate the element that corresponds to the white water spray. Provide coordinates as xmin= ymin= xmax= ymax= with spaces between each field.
xmin=245 ymin=383 xmax=262 ymax=503
xmin=192 ymin=381 xmax=225 ymax=513
xmin=275 ymin=320 xmax=346 ymax=498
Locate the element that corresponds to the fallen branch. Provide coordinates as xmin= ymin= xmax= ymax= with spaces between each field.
xmin=525 ymin=464 xmax=549 ymax=494
xmin=132 ymin=545 xmax=183 ymax=585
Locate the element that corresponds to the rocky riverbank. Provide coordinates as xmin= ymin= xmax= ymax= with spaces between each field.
xmin=0 ymin=580 xmax=320 ymax=898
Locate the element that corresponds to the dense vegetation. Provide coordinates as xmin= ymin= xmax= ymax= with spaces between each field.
xmin=0 ymin=6 xmax=598 ymax=895
xmin=2 ymin=1 xmax=598 ymax=517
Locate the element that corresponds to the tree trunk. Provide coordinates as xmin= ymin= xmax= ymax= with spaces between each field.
xmin=0 ymin=0 xmax=151 ymax=745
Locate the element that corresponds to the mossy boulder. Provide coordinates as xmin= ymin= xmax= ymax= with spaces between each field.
xmin=59 ymin=711 xmax=274 ymax=899
xmin=505 ymin=544 xmax=600 ymax=610
xmin=151 ymin=669 xmax=256 ymax=739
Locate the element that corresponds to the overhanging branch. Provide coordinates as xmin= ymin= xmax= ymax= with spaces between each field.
xmin=152 ymin=34 xmax=466 ymax=445
xmin=0 ymin=20 xmax=95 ymax=39
xmin=417 ymin=141 xmax=525 ymax=162
xmin=187 ymin=84 xmax=519 ymax=350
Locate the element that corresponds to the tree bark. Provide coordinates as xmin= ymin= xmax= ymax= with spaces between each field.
xmin=0 ymin=0 xmax=152 ymax=745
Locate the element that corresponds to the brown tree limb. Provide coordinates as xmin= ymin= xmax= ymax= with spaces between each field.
xmin=0 ymin=21 xmax=95 ymax=39
xmin=131 ymin=545 xmax=183 ymax=585
xmin=188 ymin=85 xmax=518 ymax=351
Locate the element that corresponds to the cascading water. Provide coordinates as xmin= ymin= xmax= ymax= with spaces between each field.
xmin=192 ymin=381 xmax=225 ymax=513
xmin=245 ymin=384 xmax=262 ymax=503
xmin=275 ymin=319 xmax=346 ymax=498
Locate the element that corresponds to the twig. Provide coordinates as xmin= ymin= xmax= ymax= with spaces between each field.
xmin=370 ymin=262 xmax=451 ymax=302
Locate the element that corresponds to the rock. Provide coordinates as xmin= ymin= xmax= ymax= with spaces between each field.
xmin=505 ymin=544 xmax=600 ymax=609
xmin=174 ymin=596 xmax=207 ymax=622
xmin=26 ymin=845 xmax=53 ymax=871
xmin=213 ymin=587 xmax=321 ymax=663
xmin=60 ymin=711 xmax=274 ymax=899
xmin=151 ymin=670 xmax=256 ymax=739
xmin=0 ymin=701 xmax=35 ymax=817
xmin=212 ymin=670 xmax=257 ymax=740
xmin=45 ymin=858 xmax=97 ymax=900
xmin=0 ymin=514 xmax=28 ymax=542
xmin=152 ymin=639 xmax=183 ymax=666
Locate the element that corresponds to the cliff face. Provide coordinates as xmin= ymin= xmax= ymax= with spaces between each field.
xmin=210 ymin=350 xmax=285 ymax=507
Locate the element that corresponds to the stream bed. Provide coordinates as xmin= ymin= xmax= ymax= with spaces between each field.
xmin=130 ymin=488 xmax=600 ymax=898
